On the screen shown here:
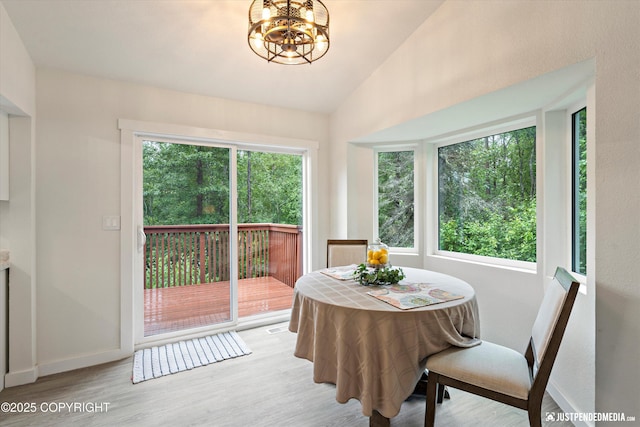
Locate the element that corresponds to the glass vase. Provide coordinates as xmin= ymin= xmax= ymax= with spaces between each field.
xmin=366 ymin=239 xmax=390 ymax=269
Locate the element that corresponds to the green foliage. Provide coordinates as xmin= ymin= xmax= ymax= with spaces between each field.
xmin=440 ymin=201 xmax=536 ymax=262
xmin=143 ymin=142 xmax=302 ymax=226
xmin=237 ymin=150 xmax=302 ymax=225
xmin=574 ymin=108 xmax=587 ymax=274
xmin=143 ymin=141 xmax=230 ymax=225
xmin=378 ymin=151 xmax=414 ymax=247
xmin=438 ymin=127 xmax=537 ymax=262
xmin=353 ymin=263 xmax=406 ymax=286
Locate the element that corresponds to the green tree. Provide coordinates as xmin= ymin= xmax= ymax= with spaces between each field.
xmin=143 ymin=142 xmax=302 ymax=226
xmin=574 ymin=108 xmax=587 ymax=274
xmin=143 ymin=141 xmax=230 ymax=225
xmin=378 ymin=151 xmax=414 ymax=247
xmin=438 ymin=127 xmax=537 ymax=262
xmin=237 ymin=150 xmax=302 ymax=225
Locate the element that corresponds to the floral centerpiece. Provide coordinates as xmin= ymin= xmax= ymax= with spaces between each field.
xmin=353 ymin=263 xmax=405 ymax=286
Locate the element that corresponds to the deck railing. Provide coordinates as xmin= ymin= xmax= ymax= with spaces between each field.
xmin=144 ymin=223 xmax=302 ymax=289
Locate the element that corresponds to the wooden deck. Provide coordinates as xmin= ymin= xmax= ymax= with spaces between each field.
xmin=144 ymin=276 xmax=295 ymax=336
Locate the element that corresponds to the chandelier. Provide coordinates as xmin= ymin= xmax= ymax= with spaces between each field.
xmin=248 ymin=0 xmax=330 ymax=65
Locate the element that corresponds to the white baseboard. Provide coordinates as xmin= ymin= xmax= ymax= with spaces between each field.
xmin=5 ymin=348 xmax=131 ymax=388
xmin=5 ymin=319 xmax=286 ymax=388
xmin=37 ymin=348 xmax=131 ymax=378
xmin=547 ymin=380 xmax=592 ymax=427
xmin=4 ymin=366 xmax=39 ymax=387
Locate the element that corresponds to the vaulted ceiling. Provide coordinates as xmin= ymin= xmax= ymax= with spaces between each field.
xmin=2 ymin=0 xmax=444 ymax=114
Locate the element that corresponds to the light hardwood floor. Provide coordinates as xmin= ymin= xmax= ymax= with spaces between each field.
xmin=0 ymin=323 xmax=573 ymax=427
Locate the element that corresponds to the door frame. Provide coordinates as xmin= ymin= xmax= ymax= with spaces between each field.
xmin=119 ymin=119 xmax=318 ymax=350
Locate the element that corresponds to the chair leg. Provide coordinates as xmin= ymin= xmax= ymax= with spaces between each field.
xmin=422 ymin=370 xmax=448 ymax=403
xmin=425 ymin=372 xmax=439 ymax=427
xmin=528 ymin=405 xmax=542 ymax=427
xmin=436 ymin=384 xmax=447 ymax=403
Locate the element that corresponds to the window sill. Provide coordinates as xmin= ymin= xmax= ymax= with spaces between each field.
xmin=428 ymin=251 xmax=537 ymax=274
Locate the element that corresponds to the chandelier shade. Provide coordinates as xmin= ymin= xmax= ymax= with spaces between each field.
xmin=248 ymin=0 xmax=330 ymax=65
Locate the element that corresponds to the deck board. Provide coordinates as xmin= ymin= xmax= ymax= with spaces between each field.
xmin=144 ymin=276 xmax=294 ymax=336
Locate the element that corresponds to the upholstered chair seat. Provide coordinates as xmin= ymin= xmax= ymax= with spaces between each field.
xmin=426 ymin=341 xmax=531 ymax=401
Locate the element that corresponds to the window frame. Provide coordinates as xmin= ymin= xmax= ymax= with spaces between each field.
xmin=373 ymin=144 xmax=419 ymax=253
xmin=429 ymin=115 xmax=538 ymax=270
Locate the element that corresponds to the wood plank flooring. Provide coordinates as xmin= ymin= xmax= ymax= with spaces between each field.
xmin=0 ymin=322 xmax=573 ymax=427
xmin=145 ymin=277 xmax=295 ymax=336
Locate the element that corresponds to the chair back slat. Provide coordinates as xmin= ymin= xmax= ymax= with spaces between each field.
xmin=529 ymin=267 xmax=580 ymax=393
xmin=327 ymin=239 xmax=368 ymax=268
xmin=531 ymin=276 xmax=568 ymax=366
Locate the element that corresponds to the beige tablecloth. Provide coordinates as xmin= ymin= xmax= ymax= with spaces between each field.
xmin=288 ymin=267 xmax=480 ymax=419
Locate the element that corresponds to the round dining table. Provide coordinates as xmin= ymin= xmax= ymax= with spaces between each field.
xmin=288 ymin=266 xmax=481 ymax=426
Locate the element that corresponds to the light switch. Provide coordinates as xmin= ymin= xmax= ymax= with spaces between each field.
xmin=102 ymin=215 xmax=121 ymax=230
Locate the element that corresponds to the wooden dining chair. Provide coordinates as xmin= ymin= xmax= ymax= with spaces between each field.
xmin=424 ymin=267 xmax=580 ymax=427
xmin=326 ymin=239 xmax=368 ymax=267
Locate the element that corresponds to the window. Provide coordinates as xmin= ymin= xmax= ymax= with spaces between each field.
xmin=572 ymin=107 xmax=587 ymax=275
xmin=438 ymin=126 xmax=536 ymax=262
xmin=237 ymin=150 xmax=303 ymax=226
xmin=376 ymin=149 xmax=415 ymax=249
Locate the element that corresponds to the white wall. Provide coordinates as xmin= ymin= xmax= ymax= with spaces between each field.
xmin=0 ymin=111 xmax=9 ymax=201
xmin=0 ymin=2 xmax=38 ymax=387
xmin=32 ymin=68 xmax=329 ymax=373
xmin=0 ymin=3 xmax=35 ymax=117
xmin=330 ymin=0 xmax=639 ymax=424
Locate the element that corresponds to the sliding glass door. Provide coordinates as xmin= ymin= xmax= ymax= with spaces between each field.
xmin=140 ymin=139 xmax=235 ymax=337
xmin=135 ymin=138 xmax=304 ymax=342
